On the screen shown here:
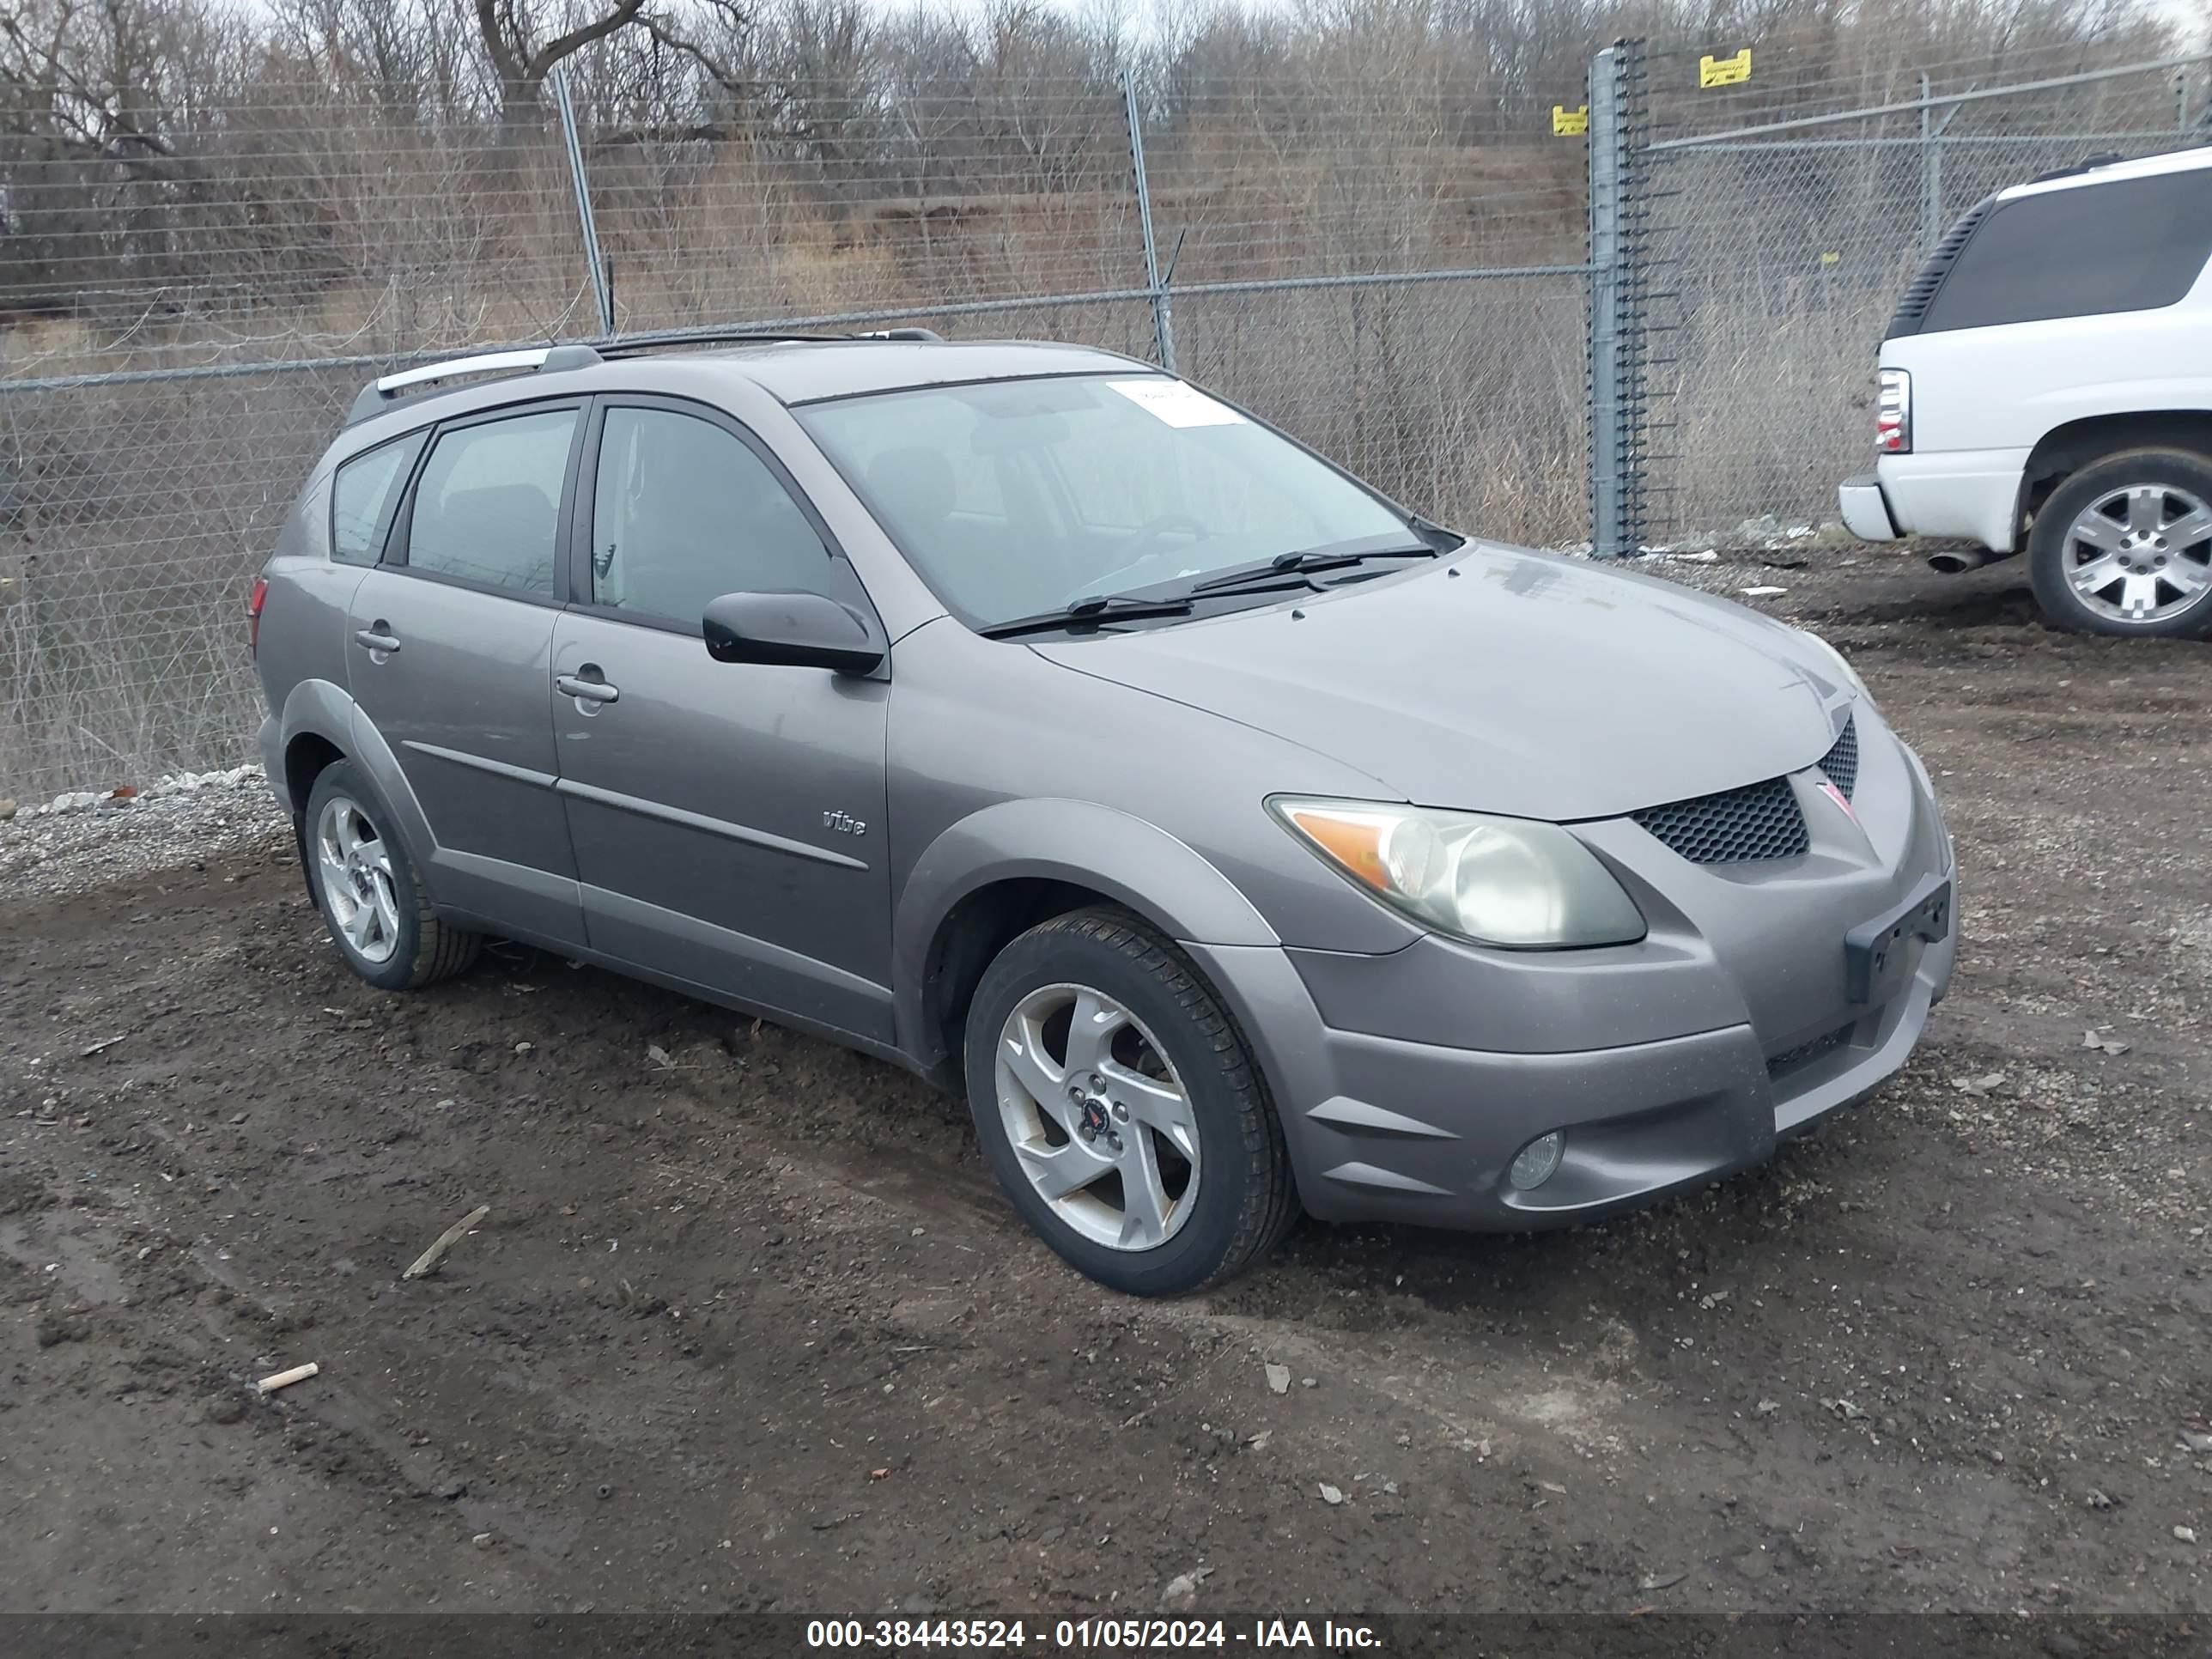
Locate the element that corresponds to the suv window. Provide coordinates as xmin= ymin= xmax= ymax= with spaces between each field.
xmin=404 ymin=408 xmax=577 ymax=596
xmin=589 ymin=406 xmax=834 ymax=625
xmin=331 ymin=433 xmax=425 ymax=565
xmin=1920 ymin=168 xmax=2212 ymax=333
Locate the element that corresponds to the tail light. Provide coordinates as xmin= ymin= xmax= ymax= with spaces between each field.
xmin=1876 ymin=369 xmax=1911 ymax=454
xmin=248 ymin=576 xmax=269 ymax=657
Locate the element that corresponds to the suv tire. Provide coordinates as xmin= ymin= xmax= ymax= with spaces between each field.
xmin=963 ymin=907 xmax=1296 ymax=1296
xmin=304 ymin=761 xmax=481 ymax=991
xmin=2028 ymin=447 xmax=2212 ymax=638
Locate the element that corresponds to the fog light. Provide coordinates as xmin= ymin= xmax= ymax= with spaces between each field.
xmin=1508 ymin=1131 xmax=1565 ymax=1191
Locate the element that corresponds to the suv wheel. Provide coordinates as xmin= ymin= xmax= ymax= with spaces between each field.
xmin=963 ymin=908 xmax=1295 ymax=1297
xmin=305 ymin=762 xmax=481 ymax=991
xmin=2029 ymin=448 xmax=2212 ymax=638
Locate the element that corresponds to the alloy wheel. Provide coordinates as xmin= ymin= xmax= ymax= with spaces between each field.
xmin=994 ymin=982 xmax=1200 ymax=1251
xmin=2061 ymin=483 xmax=2212 ymax=624
xmin=314 ymin=795 xmax=401 ymax=965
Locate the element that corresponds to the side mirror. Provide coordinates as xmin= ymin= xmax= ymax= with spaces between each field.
xmin=702 ymin=591 xmax=885 ymax=677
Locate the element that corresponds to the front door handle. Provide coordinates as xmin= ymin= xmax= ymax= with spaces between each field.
xmin=556 ymin=671 xmax=620 ymax=706
xmin=354 ymin=623 xmax=401 ymax=653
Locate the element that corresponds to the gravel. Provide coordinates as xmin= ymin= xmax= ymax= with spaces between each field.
xmin=0 ymin=763 xmax=288 ymax=902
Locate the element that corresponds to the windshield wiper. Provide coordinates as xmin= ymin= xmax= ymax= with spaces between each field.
xmin=975 ymin=535 xmax=1450 ymax=638
xmin=975 ymin=593 xmax=1196 ymax=640
xmin=1186 ymin=540 xmax=1440 ymax=597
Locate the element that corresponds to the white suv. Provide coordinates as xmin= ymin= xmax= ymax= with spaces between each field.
xmin=1839 ymin=145 xmax=2212 ymax=637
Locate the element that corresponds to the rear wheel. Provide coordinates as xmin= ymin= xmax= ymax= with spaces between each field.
xmin=305 ymin=761 xmax=480 ymax=991
xmin=2028 ymin=448 xmax=2212 ymax=638
xmin=963 ymin=908 xmax=1294 ymax=1297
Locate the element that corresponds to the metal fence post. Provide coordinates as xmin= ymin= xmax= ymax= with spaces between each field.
xmin=1121 ymin=68 xmax=1176 ymax=373
xmin=1918 ymin=74 xmax=1942 ymax=252
xmin=552 ymin=65 xmax=616 ymax=339
xmin=1587 ymin=40 xmax=1646 ymax=559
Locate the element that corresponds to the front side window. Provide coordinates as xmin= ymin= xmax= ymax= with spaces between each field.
xmin=796 ymin=374 xmax=1413 ymax=627
xmin=331 ymin=433 xmax=425 ymax=565
xmin=404 ymin=408 xmax=577 ymax=596
xmin=590 ymin=407 xmax=834 ymax=625
xmin=1921 ymin=168 xmax=2212 ymax=333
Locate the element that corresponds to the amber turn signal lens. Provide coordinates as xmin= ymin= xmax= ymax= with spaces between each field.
xmin=1281 ymin=806 xmax=1391 ymax=890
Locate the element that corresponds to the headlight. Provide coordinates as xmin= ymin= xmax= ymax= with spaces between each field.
xmin=1269 ymin=798 xmax=1646 ymax=950
xmin=1794 ymin=627 xmax=1869 ymax=700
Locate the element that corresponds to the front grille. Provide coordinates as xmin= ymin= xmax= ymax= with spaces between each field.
xmin=1819 ymin=716 xmax=1859 ymax=799
xmin=1767 ymin=1023 xmax=1853 ymax=1081
xmin=1632 ymin=775 xmax=1809 ymax=865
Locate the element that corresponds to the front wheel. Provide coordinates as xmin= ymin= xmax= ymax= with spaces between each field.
xmin=2028 ymin=448 xmax=2212 ymax=638
xmin=963 ymin=908 xmax=1295 ymax=1297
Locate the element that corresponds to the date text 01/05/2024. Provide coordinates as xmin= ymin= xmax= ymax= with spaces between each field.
xmin=804 ymin=1618 xmax=1384 ymax=1650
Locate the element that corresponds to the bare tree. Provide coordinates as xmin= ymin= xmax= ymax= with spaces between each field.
xmin=472 ymin=0 xmax=652 ymax=134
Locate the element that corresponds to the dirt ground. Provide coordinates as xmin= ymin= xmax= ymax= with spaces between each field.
xmin=3 ymin=547 xmax=2209 ymax=1619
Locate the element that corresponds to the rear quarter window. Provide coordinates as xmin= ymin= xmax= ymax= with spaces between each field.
xmin=331 ymin=433 xmax=427 ymax=565
xmin=1919 ymin=167 xmax=2212 ymax=334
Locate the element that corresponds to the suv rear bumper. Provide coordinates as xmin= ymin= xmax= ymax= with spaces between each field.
xmin=1844 ymin=450 xmax=2028 ymax=552
xmin=1838 ymin=473 xmax=1899 ymax=541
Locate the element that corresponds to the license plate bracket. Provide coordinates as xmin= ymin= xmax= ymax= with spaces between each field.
xmin=1844 ymin=878 xmax=1952 ymax=1005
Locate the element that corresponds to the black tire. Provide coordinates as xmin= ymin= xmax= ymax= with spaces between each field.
xmin=962 ymin=907 xmax=1296 ymax=1297
xmin=303 ymin=761 xmax=480 ymax=992
xmin=2028 ymin=447 xmax=2212 ymax=640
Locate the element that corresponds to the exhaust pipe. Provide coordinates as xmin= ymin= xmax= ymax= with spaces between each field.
xmin=1926 ymin=547 xmax=1994 ymax=575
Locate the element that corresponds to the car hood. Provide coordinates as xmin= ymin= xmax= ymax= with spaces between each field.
xmin=1031 ymin=544 xmax=1851 ymax=822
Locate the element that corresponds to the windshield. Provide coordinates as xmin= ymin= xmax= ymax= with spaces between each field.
xmin=795 ymin=374 xmax=1415 ymax=629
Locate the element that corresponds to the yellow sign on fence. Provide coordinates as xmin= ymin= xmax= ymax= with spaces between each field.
xmin=1700 ymin=49 xmax=1752 ymax=88
xmin=1553 ymin=104 xmax=1589 ymax=136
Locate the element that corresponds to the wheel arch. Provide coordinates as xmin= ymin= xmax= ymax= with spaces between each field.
xmin=894 ymin=799 xmax=1279 ymax=1091
xmin=275 ymin=678 xmax=436 ymax=885
xmin=2018 ymin=410 xmax=2212 ymax=537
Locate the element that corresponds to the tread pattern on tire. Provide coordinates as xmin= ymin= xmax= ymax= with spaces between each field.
xmin=405 ymin=885 xmax=482 ymax=988
xmin=1005 ymin=905 xmax=1297 ymax=1292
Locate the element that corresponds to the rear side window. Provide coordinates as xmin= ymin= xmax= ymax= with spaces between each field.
xmin=1920 ymin=169 xmax=2212 ymax=333
xmin=403 ymin=409 xmax=578 ymax=597
xmin=331 ymin=433 xmax=425 ymax=565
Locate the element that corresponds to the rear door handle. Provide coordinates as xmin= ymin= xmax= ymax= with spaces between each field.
xmin=556 ymin=672 xmax=620 ymax=706
xmin=354 ymin=624 xmax=400 ymax=653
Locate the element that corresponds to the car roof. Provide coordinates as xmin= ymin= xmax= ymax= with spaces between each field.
xmin=328 ymin=334 xmax=1155 ymax=465
xmin=2002 ymin=142 xmax=2212 ymax=203
xmin=684 ymin=337 xmax=1140 ymax=404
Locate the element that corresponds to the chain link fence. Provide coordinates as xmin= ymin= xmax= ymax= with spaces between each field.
xmin=4 ymin=36 xmax=2208 ymax=801
xmin=0 ymin=64 xmax=1589 ymax=803
xmin=1615 ymin=39 xmax=2207 ymax=550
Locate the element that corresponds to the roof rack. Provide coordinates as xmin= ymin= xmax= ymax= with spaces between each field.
xmin=2028 ymin=151 xmax=2127 ymax=185
xmin=343 ymin=327 xmax=946 ymax=426
xmin=346 ymin=343 xmax=602 ymax=425
xmin=597 ymin=325 xmax=945 ymax=357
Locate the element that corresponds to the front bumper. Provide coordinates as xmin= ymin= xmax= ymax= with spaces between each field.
xmin=1192 ymin=920 xmax=1951 ymax=1229
xmin=1188 ymin=715 xmax=1957 ymax=1231
xmin=1838 ymin=472 xmax=1899 ymax=542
